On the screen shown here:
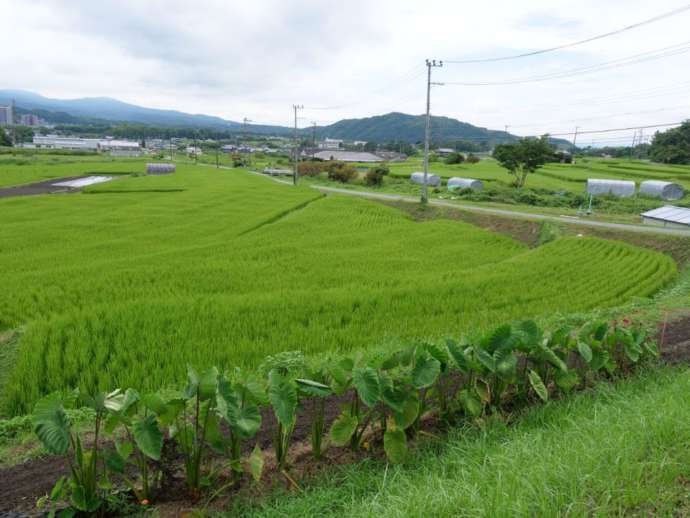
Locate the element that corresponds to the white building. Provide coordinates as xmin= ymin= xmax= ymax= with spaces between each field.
xmin=0 ymin=104 xmax=14 ymax=126
xmin=32 ymin=136 xmax=140 ymax=154
xmin=19 ymin=114 xmax=41 ymax=126
xmin=318 ymin=138 xmax=343 ymax=150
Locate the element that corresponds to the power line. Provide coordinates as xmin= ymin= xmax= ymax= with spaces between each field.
xmin=444 ymin=40 xmax=690 ymax=86
xmin=545 ymin=121 xmax=685 ymax=137
xmin=443 ymin=5 xmax=690 ymax=64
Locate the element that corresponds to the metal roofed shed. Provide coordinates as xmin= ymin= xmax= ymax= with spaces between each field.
xmin=410 ymin=172 xmax=441 ymax=187
xmin=586 ymin=179 xmax=635 ymax=198
xmin=639 ymin=180 xmax=685 ymax=201
xmin=447 ymin=177 xmax=484 ymax=192
xmin=641 ymin=205 xmax=690 ymax=229
xmin=147 ymin=163 xmax=176 ymax=175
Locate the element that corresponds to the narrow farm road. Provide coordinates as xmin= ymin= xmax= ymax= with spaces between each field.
xmin=310 ymin=185 xmax=690 ymax=237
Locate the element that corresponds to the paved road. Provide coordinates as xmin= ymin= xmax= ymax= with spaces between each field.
xmin=311 ymin=185 xmax=690 ymax=237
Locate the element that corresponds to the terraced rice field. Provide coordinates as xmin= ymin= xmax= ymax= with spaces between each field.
xmin=0 ymin=162 xmax=677 ymax=414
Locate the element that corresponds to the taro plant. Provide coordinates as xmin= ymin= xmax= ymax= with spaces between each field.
xmin=268 ymin=369 xmax=298 ymax=470
xmin=145 ymin=366 xmax=220 ymax=500
xmin=104 ymin=388 xmax=164 ymax=504
xmin=214 ymin=369 xmax=264 ymax=481
xmin=295 ymin=369 xmax=332 ymax=460
xmin=32 ymin=389 xmax=125 ymax=515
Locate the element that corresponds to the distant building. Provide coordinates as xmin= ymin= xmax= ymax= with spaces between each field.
xmin=19 ymin=114 xmax=41 ymax=126
xmin=436 ymin=148 xmax=455 ymax=157
xmin=313 ymin=150 xmax=383 ymax=163
xmin=0 ymin=102 xmax=14 ymax=126
xmin=32 ymin=135 xmax=140 ymax=154
xmin=34 ymin=135 xmax=100 ymax=150
xmin=318 ymin=138 xmax=343 ymax=150
xmin=185 ymin=146 xmax=202 ymax=155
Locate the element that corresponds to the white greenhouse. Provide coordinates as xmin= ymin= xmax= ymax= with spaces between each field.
xmin=639 ymin=180 xmax=685 ymax=201
xmin=641 ymin=205 xmax=690 ymax=229
xmin=410 ymin=172 xmax=441 ymax=187
xmin=146 ymin=163 xmax=176 ymax=175
xmin=586 ymin=179 xmax=635 ymax=198
xmin=447 ymin=177 xmax=484 ymax=192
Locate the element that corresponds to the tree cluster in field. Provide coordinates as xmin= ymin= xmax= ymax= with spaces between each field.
xmin=493 ymin=136 xmax=557 ymax=188
xmin=444 ymin=152 xmax=481 ymax=165
xmin=649 ymin=121 xmax=690 ymax=165
xmin=31 ymin=318 xmax=657 ymax=515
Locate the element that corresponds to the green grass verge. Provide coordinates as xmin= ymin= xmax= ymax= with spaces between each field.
xmin=229 ymin=366 xmax=690 ymax=517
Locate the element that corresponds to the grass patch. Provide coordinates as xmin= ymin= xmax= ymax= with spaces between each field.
xmin=228 ymin=366 xmax=690 ymax=517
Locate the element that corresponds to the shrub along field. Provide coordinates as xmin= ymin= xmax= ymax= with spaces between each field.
xmin=0 ymin=162 xmax=677 ymax=415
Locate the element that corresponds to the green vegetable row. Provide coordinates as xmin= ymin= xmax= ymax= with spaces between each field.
xmin=32 ymin=318 xmax=657 ymax=515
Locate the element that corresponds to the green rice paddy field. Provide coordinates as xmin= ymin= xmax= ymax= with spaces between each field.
xmin=0 ymin=157 xmax=679 ymax=415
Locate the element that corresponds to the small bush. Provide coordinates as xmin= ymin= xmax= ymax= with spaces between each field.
xmin=466 ymin=153 xmax=480 ymax=164
xmin=327 ymin=162 xmax=357 ymax=183
xmin=444 ymin=152 xmax=465 ymax=165
xmin=364 ymin=165 xmax=390 ymax=186
xmin=298 ymin=161 xmax=326 ymax=177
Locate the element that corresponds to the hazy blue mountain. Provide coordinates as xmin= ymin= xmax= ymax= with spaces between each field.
xmin=0 ymin=90 xmax=570 ymax=145
xmin=0 ymin=90 xmax=240 ymax=128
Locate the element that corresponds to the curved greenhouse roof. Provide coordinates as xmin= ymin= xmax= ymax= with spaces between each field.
xmin=586 ymin=179 xmax=635 ymax=198
xmin=411 ymin=172 xmax=441 ymax=187
xmin=639 ymin=180 xmax=684 ymax=201
xmin=447 ymin=177 xmax=484 ymax=191
xmin=147 ymin=163 xmax=176 ymax=175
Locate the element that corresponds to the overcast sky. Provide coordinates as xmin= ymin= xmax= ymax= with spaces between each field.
xmin=3 ymin=0 xmax=690 ymax=143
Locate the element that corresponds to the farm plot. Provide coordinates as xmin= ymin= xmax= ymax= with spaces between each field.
xmin=0 ymin=167 xmax=676 ymax=414
xmin=0 ymin=154 xmax=149 ymax=188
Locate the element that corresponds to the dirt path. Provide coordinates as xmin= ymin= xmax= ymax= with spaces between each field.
xmin=0 ymin=177 xmax=83 ymax=198
xmin=311 ymin=185 xmax=690 ymax=237
xmin=2 ymin=315 xmax=689 ymax=516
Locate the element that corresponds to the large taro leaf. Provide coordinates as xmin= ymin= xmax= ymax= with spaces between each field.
xmin=268 ymin=371 xmax=297 ymax=427
xmin=353 ymin=367 xmax=380 ymax=407
xmin=32 ymin=393 xmax=71 ymax=455
xmin=411 ymin=356 xmax=440 ymax=389
xmin=394 ymin=393 xmax=420 ymax=430
xmin=528 ymin=369 xmax=549 ymax=402
xmin=458 ymin=389 xmax=483 ymax=417
xmin=295 ymin=378 xmax=332 ymax=398
xmin=132 ymin=414 xmax=164 ymax=460
xmin=383 ymin=426 xmax=407 ymax=463
xmin=330 ymin=412 xmax=358 ymax=447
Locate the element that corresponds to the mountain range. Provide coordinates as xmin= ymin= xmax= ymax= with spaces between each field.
xmin=0 ymin=90 xmax=569 ymax=146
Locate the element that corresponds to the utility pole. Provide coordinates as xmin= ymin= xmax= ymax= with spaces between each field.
xmin=504 ymin=125 xmax=510 ymax=141
xmin=630 ymin=130 xmax=638 ymax=161
xmin=242 ymin=117 xmax=252 ymax=144
xmin=215 ymin=143 xmax=219 ymax=168
xmin=193 ymin=131 xmax=198 ymax=164
xmin=293 ymin=104 xmax=303 ymax=186
xmin=572 ymin=126 xmax=580 ymax=165
xmin=311 ymin=122 xmax=317 ymax=148
xmin=422 ymin=59 xmax=443 ymax=204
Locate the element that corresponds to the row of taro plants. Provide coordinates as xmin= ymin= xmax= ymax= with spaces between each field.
xmin=31 ymin=318 xmax=657 ymax=515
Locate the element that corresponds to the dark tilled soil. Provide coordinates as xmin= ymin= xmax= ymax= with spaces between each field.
xmin=0 ymin=177 xmax=83 ymax=198
xmin=2 ymin=316 xmax=689 ymax=516
xmin=659 ymin=314 xmax=690 ymax=365
xmin=0 ymin=390 xmax=353 ymax=516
